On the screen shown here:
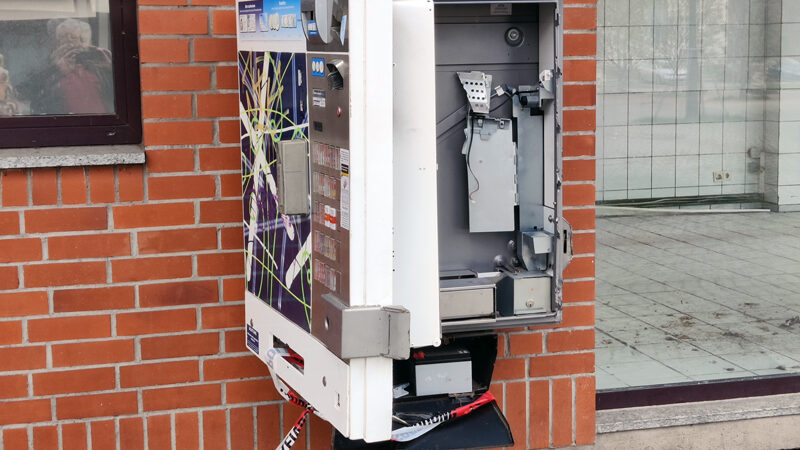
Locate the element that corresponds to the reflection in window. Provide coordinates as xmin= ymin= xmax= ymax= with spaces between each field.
xmin=0 ymin=0 xmax=114 ymax=117
xmin=596 ymin=0 xmax=800 ymax=397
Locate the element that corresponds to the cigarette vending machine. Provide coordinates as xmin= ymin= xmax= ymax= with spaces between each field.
xmin=237 ymin=0 xmax=569 ymax=446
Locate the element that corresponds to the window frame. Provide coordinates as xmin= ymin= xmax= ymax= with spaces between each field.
xmin=0 ymin=0 xmax=141 ymax=149
xmin=597 ymin=368 xmax=800 ymax=410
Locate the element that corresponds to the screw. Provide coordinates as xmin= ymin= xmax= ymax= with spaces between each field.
xmin=505 ymin=27 xmax=523 ymax=46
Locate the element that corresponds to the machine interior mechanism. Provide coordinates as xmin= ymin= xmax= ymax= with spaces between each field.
xmin=434 ymin=2 xmax=571 ymax=333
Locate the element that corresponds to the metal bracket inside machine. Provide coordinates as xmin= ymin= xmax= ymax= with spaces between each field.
xmin=457 ymin=71 xmax=493 ymax=115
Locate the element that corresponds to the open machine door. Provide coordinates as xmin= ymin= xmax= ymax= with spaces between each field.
xmin=238 ymin=0 xmax=408 ymax=442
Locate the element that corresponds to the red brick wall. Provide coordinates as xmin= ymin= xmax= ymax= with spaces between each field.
xmin=481 ymin=2 xmax=598 ymax=448
xmin=0 ymin=1 xmax=596 ymax=448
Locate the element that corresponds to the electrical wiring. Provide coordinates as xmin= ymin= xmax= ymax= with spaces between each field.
xmin=465 ymin=113 xmax=481 ymax=202
xmin=464 ymin=87 xmax=519 ymax=202
xmin=436 ymin=89 xmax=512 ymax=140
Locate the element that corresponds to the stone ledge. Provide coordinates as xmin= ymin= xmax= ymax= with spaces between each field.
xmin=597 ymin=393 xmax=800 ymax=434
xmin=0 ymin=145 xmax=145 ymax=169
xmin=591 ymin=415 xmax=800 ymax=450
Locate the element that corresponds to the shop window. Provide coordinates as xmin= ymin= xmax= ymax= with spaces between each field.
xmin=0 ymin=0 xmax=140 ymax=148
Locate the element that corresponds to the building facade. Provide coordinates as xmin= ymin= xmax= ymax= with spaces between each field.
xmin=0 ymin=0 xmax=597 ymax=448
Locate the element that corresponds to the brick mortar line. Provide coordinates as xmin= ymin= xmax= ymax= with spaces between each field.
xmin=140 ymin=61 xmax=236 ymax=67
xmin=0 ymin=336 xmax=246 ymax=353
xmin=0 ymin=384 xmax=275 ymax=405
xmin=77 ymin=303 xmax=250 ymax=317
xmin=143 ymin=117 xmax=238 ymax=123
xmin=486 ymin=372 xmax=597 ymax=385
xmin=143 ymin=143 xmax=239 ymax=150
xmin=142 ymin=169 xmax=241 ymax=175
xmin=15 ymin=198 xmax=247 ymax=208
xmin=0 ymin=263 xmax=244 ymax=275
xmin=14 ymin=378 xmax=276 ymax=398
xmin=506 ymin=326 xmax=594 ymax=338
xmin=26 ymin=171 xmax=33 ymax=210
xmin=0 ymin=202 xmax=244 ymax=212
xmin=1 ymin=263 xmax=241 ymax=275
xmin=169 ymin=413 xmax=177 ymax=450
xmin=0 ymin=304 xmax=245 ymax=323
xmin=571 ymin=378 xmax=578 ymax=445
xmin=0 ymin=406 xmax=293 ymax=446
xmin=0 ymin=357 xmax=266 ymax=377
xmin=197 ymin=407 xmax=205 ymax=450
xmin=140 ymin=34 xmax=237 ymax=40
xmin=141 ymin=90 xmax=237 ymax=98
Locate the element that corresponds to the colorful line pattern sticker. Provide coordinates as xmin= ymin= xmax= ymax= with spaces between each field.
xmin=240 ymin=50 xmax=313 ymax=332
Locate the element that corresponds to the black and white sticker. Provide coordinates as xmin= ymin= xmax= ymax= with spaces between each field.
xmin=491 ymin=4 xmax=512 ymax=15
xmin=246 ymin=323 xmax=259 ymax=354
xmin=312 ymin=89 xmax=326 ymax=108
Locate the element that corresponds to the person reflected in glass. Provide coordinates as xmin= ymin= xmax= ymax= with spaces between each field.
xmin=0 ymin=54 xmax=19 ymax=116
xmin=18 ymin=19 xmax=113 ymax=115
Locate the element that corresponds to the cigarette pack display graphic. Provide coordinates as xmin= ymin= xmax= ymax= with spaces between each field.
xmin=237 ymin=0 xmax=304 ymax=41
xmin=239 ymin=50 xmax=313 ymax=332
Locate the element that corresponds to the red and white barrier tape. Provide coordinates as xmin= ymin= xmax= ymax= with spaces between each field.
xmin=391 ymin=391 xmax=497 ymax=442
xmin=267 ymin=349 xmax=314 ymax=450
xmin=276 ymin=405 xmax=314 ymax=450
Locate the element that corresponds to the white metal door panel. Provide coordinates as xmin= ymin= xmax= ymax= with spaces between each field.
xmin=392 ymin=0 xmax=442 ymax=348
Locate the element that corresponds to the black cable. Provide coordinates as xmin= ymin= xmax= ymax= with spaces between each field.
xmin=466 ymin=113 xmax=480 ymax=202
